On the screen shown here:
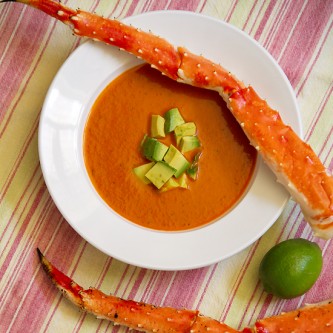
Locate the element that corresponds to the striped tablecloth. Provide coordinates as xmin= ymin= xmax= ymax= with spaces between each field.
xmin=0 ymin=1 xmax=332 ymax=332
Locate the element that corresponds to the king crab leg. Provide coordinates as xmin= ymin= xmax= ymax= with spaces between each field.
xmin=37 ymin=249 xmax=241 ymax=333
xmin=38 ymin=249 xmax=333 ymax=333
xmin=2 ymin=0 xmax=333 ymax=238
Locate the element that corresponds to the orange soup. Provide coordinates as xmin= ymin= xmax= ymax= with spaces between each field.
xmin=83 ymin=64 xmax=257 ymax=231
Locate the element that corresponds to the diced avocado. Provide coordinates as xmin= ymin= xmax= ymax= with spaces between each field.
xmin=187 ymin=167 xmax=198 ymax=180
xmin=151 ymin=115 xmax=165 ymax=138
xmin=141 ymin=135 xmax=168 ymax=161
xmin=174 ymin=122 xmax=196 ymax=145
xmin=178 ymin=173 xmax=188 ymax=189
xmin=180 ymin=136 xmax=201 ymax=153
xmin=160 ymin=177 xmax=180 ymax=192
xmin=187 ymin=152 xmax=201 ymax=180
xmin=145 ymin=161 xmax=176 ymax=189
xmin=164 ymin=144 xmax=190 ymax=178
xmin=164 ymin=108 xmax=185 ymax=133
xmin=133 ymin=162 xmax=155 ymax=184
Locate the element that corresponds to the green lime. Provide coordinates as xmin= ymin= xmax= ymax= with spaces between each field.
xmin=259 ymin=238 xmax=323 ymax=299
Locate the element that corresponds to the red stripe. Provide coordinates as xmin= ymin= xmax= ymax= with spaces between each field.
xmin=262 ymin=0 xmax=290 ymax=50
xmin=253 ymin=0 xmax=282 ymax=42
xmin=225 ymin=1 xmax=238 ymax=22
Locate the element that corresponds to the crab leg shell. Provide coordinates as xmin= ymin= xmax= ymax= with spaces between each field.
xmin=243 ymin=300 xmax=333 ymax=333
xmin=228 ymin=87 xmax=333 ymax=239
xmin=38 ymin=249 xmax=241 ymax=333
xmin=37 ymin=248 xmax=84 ymax=308
xmin=8 ymin=0 xmax=182 ymax=79
xmin=177 ymin=47 xmax=244 ymax=98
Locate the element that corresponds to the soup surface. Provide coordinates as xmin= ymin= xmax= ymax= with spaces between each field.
xmin=84 ymin=64 xmax=256 ymax=231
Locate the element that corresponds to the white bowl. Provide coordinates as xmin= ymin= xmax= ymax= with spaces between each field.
xmin=38 ymin=11 xmax=302 ymax=270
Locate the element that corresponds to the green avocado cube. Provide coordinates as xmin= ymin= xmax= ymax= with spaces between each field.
xmin=164 ymin=108 xmax=185 ymax=133
xmin=178 ymin=173 xmax=188 ymax=189
xmin=141 ymin=135 xmax=168 ymax=161
xmin=151 ymin=115 xmax=165 ymax=138
xmin=180 ymin=136 xmax=201 ymax=153
xmin=160 ymin=177 xmax=180 ymax=192
xmin=164 ymin=145 xmax=190 ymax=178
xmin=133 ymin=162 xmax=155 ymax=184
xmin=174 ymin=122 xmax=196 ymax=146
xmin=145 ymin=161 xmax=176 ymax=189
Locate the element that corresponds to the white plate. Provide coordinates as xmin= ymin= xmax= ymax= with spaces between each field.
xmin=39 ymin=11 xmax=302 ymax=270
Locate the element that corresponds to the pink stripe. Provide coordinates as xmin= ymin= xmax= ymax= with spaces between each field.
xmin=305 ymin=83 xmax=333 ymax=141
xmin=0 ymin=5 xmax=25 ymax=56
xmin=0 ymin=112 xmax=40 ymax=203
xmin=197 ymin=0 xmax=208 ymax=13
xmin=126 ymin=0 xmax=141 ymax=17
xmin=195 ymin=264 xmax=218 ymax=309
xmin=277 ymin=0 xmax=333 ymax=86
xmin=225 ymin=1 xmax=238 ymax=22
xmin=296 ymin=20 xmax=333 ymax=96
xmin=0 ymin=0 xmax=76 ymax=138
xmin=99 ymin=264 xmax=135 ymax=331
xmin=96 ymin=257 xmax=114 ymax=289
xmin=318 ymin=127 xmax=333 ymax=163
xmin=248 ymin=1 xmax=267 ymax=36
xmin=166 ymin=0 xmax=206 ymax=11
xmin=35 ymin=227 xmax=84 ymax=333
xmin=0 ymin=7 xmax=52 ymax=126
xmin=0 ymin=161 xmax=42 ymax=260
xmin=2 ymin=199 xmax=62 ymax=330
xmin=106 ymin=0 xmax=122 ymax=18
xmin=242 ymin=0 xmax=259 ymax=31
xmin=254 ymin=0 xmax=285 ymax=42
xmin=0 ymin=117 xmax=41 ymax=262
xmin=0 ymin=175 xmax=46 ymax=299
xmin=220 ymin=240 xmax=262 ymax=322
xmin=0 ymin=202 xmax=81 ymax=331
xmin=238 ymin=281 xmax=262 ymax=329
xmin=164 ymin=268 xmax=211 ymax=308
xmin=0 ymin=4 xmax=10 ymax=26
xmin=262 ymin=0 xmax=291 ymax=50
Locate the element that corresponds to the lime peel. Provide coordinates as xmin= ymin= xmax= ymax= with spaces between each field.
xmin=259 ymin=238 xmax=323 ymax=299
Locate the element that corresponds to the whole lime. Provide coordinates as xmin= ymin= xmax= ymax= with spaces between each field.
xmin=259 ymin=238 xmax=323 ymax=299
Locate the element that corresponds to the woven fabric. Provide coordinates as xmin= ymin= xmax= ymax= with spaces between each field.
xmin=0 ymin=0 xmax=332 ymax=332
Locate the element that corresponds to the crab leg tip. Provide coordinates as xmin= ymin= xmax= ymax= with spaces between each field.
xmin=36 ymin=247 xmax=43 ymax=260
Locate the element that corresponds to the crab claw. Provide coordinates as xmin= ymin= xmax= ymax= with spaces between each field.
xmin=37 ymin=248 xmax=84 ymax=308
xmin=37 ymin=249 xmax=242 ymax=333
